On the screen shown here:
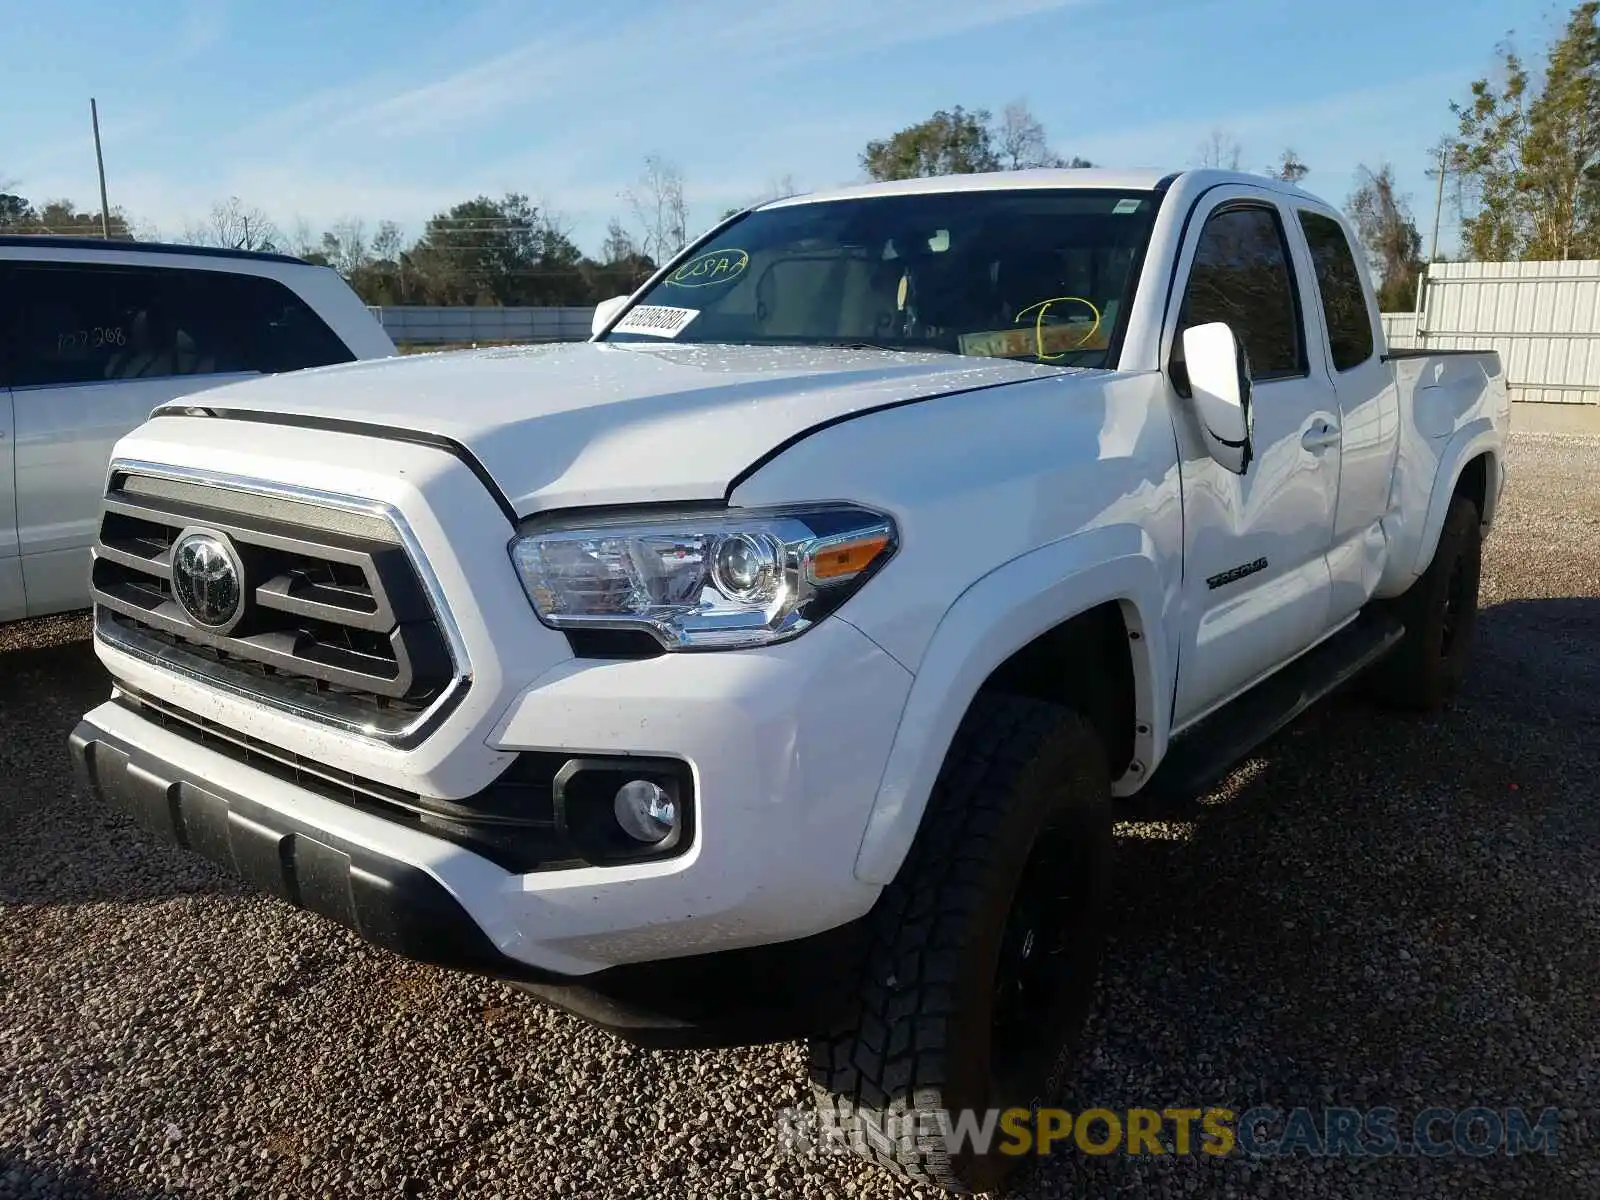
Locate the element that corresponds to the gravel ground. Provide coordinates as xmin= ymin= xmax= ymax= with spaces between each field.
xmin=2 ymin=431 xmax=1597 ymax=1200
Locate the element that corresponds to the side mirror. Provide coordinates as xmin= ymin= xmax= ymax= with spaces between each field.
xmin=591 ymin=295 xmax=630 ymax=337
xmin=1180 ymin=321 xmax=1254 ymax=475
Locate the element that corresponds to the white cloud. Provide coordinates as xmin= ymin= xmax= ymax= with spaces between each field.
xmin=171 ymin=1 xmax=229 ymax=63
xmin=251 ymin=0 xmax=1091 ymax=146
xmin=1070 ymin=72 xmax=1466 ymax=177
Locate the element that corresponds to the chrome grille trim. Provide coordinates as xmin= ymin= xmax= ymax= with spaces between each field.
xmin=93 ymin=458 xmax=473 ymax=749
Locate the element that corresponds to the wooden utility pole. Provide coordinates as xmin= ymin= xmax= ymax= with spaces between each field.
xmin=90 ymin=97 xmax=111 ymax=239
xmin=1413 ymin=141 xmax=1453 ymax=338
xmin=1427 ymin=142 xmax=1448 ymax=265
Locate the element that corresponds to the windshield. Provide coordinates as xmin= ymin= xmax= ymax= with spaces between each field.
xmin=601 ymin=187 xmax=1161 ymax=368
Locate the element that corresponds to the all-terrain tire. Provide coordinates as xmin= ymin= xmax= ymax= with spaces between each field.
xmin=1365 ymin=491 xmax=1483 ymax=711
xmin=806 ymin=694 xmax=1113 ymax=1194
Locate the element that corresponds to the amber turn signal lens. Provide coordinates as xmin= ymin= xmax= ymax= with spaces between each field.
xmin=808 ymin=531 xmax=892 ymax=582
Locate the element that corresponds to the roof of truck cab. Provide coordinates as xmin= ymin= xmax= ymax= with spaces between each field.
xmin=753 ymin=167 xmax=1315 ymax=209
xmin=0 ymin=234 xmax=309 ymax=265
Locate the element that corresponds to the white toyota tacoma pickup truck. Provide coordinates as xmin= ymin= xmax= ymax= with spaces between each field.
xmin=70 ymin=169 xmax=1508 ymax=1192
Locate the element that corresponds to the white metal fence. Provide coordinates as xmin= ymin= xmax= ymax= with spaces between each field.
xmin=1384 ymin=260 xmax=1600 ymax=404
xmin=1379 ymin=312 xmax=1418 ymax=345
xmin=370 ymin=305 xmax=593 ymax=345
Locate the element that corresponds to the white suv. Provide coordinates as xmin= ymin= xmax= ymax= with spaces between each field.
xmin=0 ymin=236 xmax=395 ymax=622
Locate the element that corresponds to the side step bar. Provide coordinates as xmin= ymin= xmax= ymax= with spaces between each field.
xmin=1139 ymin=611 xmax=1406 ymax=806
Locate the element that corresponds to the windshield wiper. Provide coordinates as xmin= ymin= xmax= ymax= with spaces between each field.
xmin=818 ymin=341 xmax=956 ymax=355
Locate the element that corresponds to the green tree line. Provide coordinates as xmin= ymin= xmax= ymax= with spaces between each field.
xmin=3 ymin=5 xmax=1597 ymax=310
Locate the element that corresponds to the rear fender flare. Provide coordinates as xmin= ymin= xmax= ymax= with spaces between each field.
xmin=1382 ymin=418 xmax=1501 ymax=595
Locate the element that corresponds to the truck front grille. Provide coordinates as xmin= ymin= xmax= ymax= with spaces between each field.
xmin=90 ymin=466 xmax=468 ymax=745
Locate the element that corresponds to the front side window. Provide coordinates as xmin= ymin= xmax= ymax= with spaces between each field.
xmin=1177 ymin=205 xmax=1305 ymax=380
xmin=6 ymin=263 xmax=354 ymax=388
xmin=602 ymin=188 xmax=1163 ymax=368
xmin=1298 ymin=210 xmax=1375 ymax=370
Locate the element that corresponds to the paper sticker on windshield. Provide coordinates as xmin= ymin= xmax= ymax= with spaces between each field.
xmin=665 ymin=248 xmax=749 ymax=288
xmin=612 ymin=305 xmax=700 ymax=338
xmin=1113 ymin=198 xmax=1143 ymax=214
xmin=960 ymin=322 xmax=1108 ymax=359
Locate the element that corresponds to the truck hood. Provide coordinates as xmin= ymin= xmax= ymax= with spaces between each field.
xmin=175 ymin=340 xmax=1097 ymax=517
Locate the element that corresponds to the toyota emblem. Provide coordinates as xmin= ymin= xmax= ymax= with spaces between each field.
xmin=171 ymin=531 xmax=244 ymax=629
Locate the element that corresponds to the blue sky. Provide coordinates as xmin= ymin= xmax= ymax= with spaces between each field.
xmin=2 ymin=0 xmax=1555 ymax=258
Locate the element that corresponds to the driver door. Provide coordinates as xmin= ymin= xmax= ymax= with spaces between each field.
xmin=1166 ymin=191 xmax=1343 ymax=729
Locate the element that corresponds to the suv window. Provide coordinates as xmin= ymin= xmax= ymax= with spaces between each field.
xmin=3 ymin=262 xmax=355 ymax=389
xmin=1297 ymin=210 xmax=1375 ymax=370
xmin=1177 ymin=205 xmax=1305 ymax=381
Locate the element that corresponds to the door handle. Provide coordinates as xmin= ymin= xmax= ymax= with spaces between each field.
xmin=1302 ymin=421 xmax=1340 ymax=451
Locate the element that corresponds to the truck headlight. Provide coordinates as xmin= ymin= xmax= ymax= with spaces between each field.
xmin=509 ymin=504 xmax=897 ymax=650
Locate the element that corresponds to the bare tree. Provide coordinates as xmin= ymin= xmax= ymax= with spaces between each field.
xmin=281 ymin=217 xmax=321 ymax=260
xmin=321 ymin=217 xmax=371 ymax=275
xmin=531 ymin=196 xmax=578 ymax=246
xmin=124 ymin=216 xmax=163 ymax=243
xmin=1347 ymin=163 xmax=1424 ymax=309
xmin=622 ymin=155 xmax=690 ymax=263
xmin=747 ymin=174 xmax=803 ymax=210
xmin=1194 ymin=128 xmax=1245 ymax=170
xmin=760 ymin=173 xmax=801 ymax=202
xmin=600 ymin=217 xmax=640 ymax=265
xmin=371 ymin=220 xmax=404 ymax=263
xmin=997 ymin=100 xmax=1070 ymax=169
xmin=1269 ymin=148 xmax=1310 ymax=183
xmin=185 ymin=196 xmax=281 ymax=252
xmin=720 ymin=175 xmax=806 ymax=220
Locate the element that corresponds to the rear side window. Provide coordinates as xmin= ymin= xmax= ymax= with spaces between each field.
xmin=3 ymin=262 xmax=355 ymax=389
xmin=1297 ymin=210 xmax=1375 ymax=370
xmin=1177 ymin=205 xmax=1305 ymax=381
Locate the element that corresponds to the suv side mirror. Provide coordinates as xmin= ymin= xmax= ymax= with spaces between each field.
xmin=1181 ymin=321 xmax=1254 ymax=475
xmin=591 ymin=295 xmax=630 ymax=337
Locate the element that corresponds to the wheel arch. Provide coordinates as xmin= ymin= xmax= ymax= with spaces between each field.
xmin=1415 ymin=436 xmax=1501 ymax=573
xmin=1379 ymin=418 xmax=1503 ymax=598
xmin=851 ymin=524 xmax=1170 ymax=886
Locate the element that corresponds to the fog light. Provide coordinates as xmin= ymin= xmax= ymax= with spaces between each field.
xmin=614 ymin=779 xmax=678 ymax=843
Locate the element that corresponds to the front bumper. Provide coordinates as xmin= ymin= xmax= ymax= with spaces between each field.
xmin=69 ymin=707 xmax=877 ymax=1045
xmin=73 ymin=612 xmax=911 ymax=980
xmin=70 ymin=713 xmax=552 ymax=982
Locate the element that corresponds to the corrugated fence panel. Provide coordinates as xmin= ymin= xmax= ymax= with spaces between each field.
xmin=1381 ymin=313 xmax=1418 ymax=347
xmin=1413 ymin=260 xmax=1600 ymax=404
xmin=369 ymin=306 xmax=595 ymax=345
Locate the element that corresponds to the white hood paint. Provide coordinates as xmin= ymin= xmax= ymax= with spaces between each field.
xmin=178 ymin=341 xmax=1099 ymax=517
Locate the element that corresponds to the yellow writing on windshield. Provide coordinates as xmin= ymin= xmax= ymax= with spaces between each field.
xmin=666 ymin=248 xmax=750 ymax=287
xmin=960 ymin=324 xmax=1107 ymax=359
xmin=1013 ymin=296 xmax=1103 ymax=360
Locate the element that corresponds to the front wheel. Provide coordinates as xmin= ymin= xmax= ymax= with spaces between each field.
xmin=805 ymin=695 xmax=1113 ymax=1193
xmin=1366 ymin=491 xmax=1483 ymax=711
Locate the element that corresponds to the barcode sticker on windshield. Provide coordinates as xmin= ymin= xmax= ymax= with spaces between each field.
xmin=612 ymin=305 xmax=700 ymax=338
